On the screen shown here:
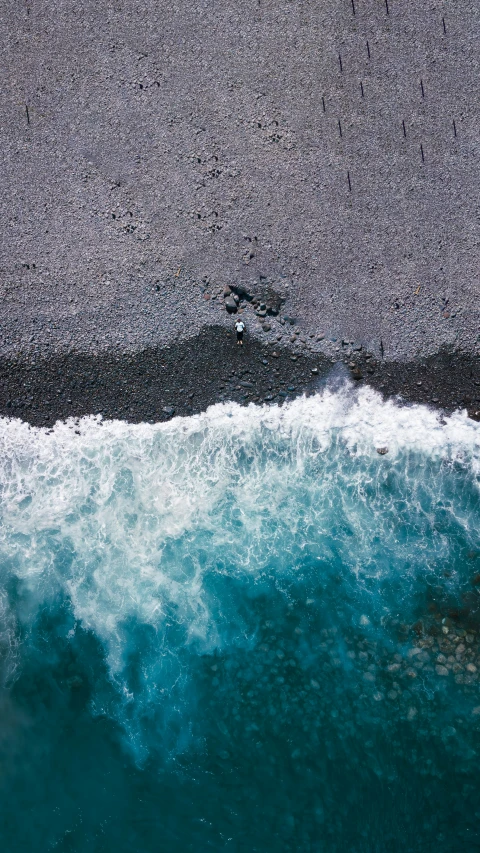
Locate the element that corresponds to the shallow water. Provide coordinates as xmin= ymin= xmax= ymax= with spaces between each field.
xmin=0 ymin=386 xmax=479 ymax=852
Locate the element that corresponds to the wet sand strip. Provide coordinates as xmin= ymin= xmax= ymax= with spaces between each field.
xmin=0 ymin=329 xmax=478 ymax=427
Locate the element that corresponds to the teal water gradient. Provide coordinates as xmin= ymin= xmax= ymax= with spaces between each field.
xmin=0 ymin=388 xmax=479 ymax=852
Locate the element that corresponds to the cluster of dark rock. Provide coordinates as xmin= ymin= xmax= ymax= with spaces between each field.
xmin=223 ymin=280 xmax=286 ymax=332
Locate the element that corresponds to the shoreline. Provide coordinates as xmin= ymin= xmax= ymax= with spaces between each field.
xmin=2 ymin=0 xmax=478 ymax=431
xmin=0 ymin=329 xmax=478 ymax=428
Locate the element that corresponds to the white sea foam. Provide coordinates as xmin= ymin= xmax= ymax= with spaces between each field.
xmin=0 ymin=385 xmax=478 ymax=743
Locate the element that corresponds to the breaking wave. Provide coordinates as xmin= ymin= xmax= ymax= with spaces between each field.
xmin=0 ymin=386 xmax=479 ymax=851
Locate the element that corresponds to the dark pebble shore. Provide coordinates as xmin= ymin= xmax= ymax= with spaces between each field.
xmin=0 ymin=330 xmax=478 ymax=428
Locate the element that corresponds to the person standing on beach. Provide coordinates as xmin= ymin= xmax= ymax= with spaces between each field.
xmin=235 ymin=317 xmax=245 ymax=346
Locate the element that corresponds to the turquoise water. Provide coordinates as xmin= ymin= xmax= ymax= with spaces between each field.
xmin=0 ymin=387 xmax=479 ymax=852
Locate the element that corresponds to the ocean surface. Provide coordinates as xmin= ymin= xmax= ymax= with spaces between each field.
xmin=0 ymin=386 xmax=479 ymax=852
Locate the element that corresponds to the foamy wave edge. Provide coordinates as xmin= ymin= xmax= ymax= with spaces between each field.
xmin=0 ymin=384 xmax=478 ymax=462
